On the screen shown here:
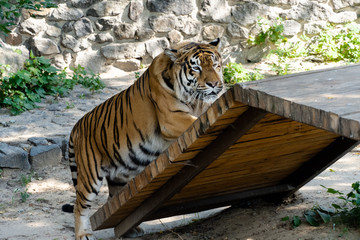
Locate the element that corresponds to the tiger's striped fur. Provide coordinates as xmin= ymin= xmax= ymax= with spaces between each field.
xmin=65 ymin=39 xmax=224 ymax=240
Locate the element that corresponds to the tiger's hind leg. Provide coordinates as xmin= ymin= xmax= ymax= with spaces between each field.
xmin=74 ymin=174 xmax=103 ymax=240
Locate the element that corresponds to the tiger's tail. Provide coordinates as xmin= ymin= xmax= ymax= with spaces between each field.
xmin=62 ymin=134 xmax=77 ymax=213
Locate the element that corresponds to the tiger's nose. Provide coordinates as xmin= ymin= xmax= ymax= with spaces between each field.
xmin=206 ymin=81 xmax=219 ymax=88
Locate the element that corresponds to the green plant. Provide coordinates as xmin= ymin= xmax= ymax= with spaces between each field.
xmin=0 ymin=64 xmax=11 ymax=77
xmin=248 ymin=17 xmax=285 ymax=46
xmin=20 ymin=173 xmax=32 ymax=186
xmin=0 ymin=53 xmax=105 ymax=115
xmin=0 ymin=0 xmax=57 ymax=34
xmin=13 ymin=187 xmax=30 ymax=202
xmin=0 ymin=168 xmax=3 ymax=178
xmin=134 ymin=71 xmax=141 ymax=79
xmin=223 ymin=62 xmax=264 ymax=84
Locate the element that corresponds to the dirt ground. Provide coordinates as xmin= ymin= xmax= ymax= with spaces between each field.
xmin=1 ymin=63 xmax=360 ymax=240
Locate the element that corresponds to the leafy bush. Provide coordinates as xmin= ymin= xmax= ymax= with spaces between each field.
xmin=223 ymin=62 xmax=264 ymax=84
xmin=0 ymin=0 xmax=57 ymax=34
xmin=248 ymin=17 xmax=285 ymax=46
xmin=0 ymin=52 xmax=105 ymax=115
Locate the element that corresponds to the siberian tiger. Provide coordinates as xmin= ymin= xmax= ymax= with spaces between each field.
xmin=63 ymin=38 xmax=225 ymax=240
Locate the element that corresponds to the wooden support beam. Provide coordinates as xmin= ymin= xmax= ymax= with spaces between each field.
xmin=145 ymin=184 xmax=294 ymax=221
xmin=114 ymin=107 xmax=267 ymax=237
xmin=281 ymin=137 xmax=359 ymax=199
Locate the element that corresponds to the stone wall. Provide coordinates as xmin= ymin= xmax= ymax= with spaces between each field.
xmin=2 ymin=0 xmax=360 ymax=73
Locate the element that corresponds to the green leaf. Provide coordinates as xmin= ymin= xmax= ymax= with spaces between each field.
xmin=281 ymin=216 xmax=289 ymax=221
xmin=304 ymin=211 xmax=320 ymax=226
xmin=316 ymin=210 xmax=331 ymax=223
xmin=332 ymin=203 xmax=341 ymax=209
xmin=292 ymin=216 xmax=301 ymax=228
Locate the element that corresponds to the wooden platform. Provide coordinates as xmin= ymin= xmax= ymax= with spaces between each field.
xmin=90 ymin=64 xmax=360 ymax=237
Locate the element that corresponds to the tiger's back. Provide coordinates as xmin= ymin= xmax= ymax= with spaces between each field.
xmin=67 ymin=39 xmax=225 ymax=240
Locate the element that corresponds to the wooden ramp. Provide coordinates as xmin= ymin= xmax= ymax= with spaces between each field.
xmin=90 ymin=64 xmax=360 ymax=237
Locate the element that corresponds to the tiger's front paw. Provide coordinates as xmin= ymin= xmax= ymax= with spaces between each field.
xmin=124 ymin=226 xmax=145 ymax=238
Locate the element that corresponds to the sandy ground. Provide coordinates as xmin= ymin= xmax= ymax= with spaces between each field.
xmin=1 ymin=64 xmax=360 ymax=240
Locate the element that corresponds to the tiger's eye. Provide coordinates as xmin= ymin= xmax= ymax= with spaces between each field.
xmin=192 ymin=66 xmax=201 ymax=72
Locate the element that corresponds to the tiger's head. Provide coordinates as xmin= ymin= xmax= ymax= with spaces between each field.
xmin=161 ymin=38 xmax=225 ymax=110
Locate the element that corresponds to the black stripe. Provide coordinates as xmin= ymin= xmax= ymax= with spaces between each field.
xmin=162 ymin=71 xmax=174 ymax=90
xmin=129 ymin=148 xmax=150 ymax=166
xmin=139 ymin=144 xmax=160 ymax=157
xmin=70 ymin=165 xmax=77 ymax=172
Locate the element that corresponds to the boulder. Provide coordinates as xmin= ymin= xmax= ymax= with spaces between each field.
xmin=74 ymin=17 xmax=94 ymax=38
xmin=149 ymin=15 xmax=176 ymax=33
xmin=30 ymin=145 xmax=62 ymax=169
xmin=200 ymin=0 xmax=232 ymax=23
xmin=0 ymin=143 xmax=30 ymax=170
xmin=147 ymin=0 xmax=195 ymax=15
xmin=129 ymin=1 xmax=144 ymax=21
xmin=19 ymin=18 xmax=47 ymax=35
xmin=101 ymin=42 xmax=146 ymax=59
xmin=114 ymin=23 xmax=136 ymax=40
xmin=145 ymin=38 xmax=170 ymax=59
xmin=202 ymin=25 xmax=224 ymax=40
xmin=48 ymin=3 xmax=83 ymax=21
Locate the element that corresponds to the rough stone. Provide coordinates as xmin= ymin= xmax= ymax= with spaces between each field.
xmin=27 ymin=37 xmax=61 ymax=55
xmin=71 ymin=0 xmax=102 ymax=8
xmin=114 ymin=23 xmax=136 ymax=40
xmin=284 ymin=2 xmax=333 ymax=21
xmin=91 ymin=33 xmax=114 ymax=43
xmin=232 ymin=2 xmax=269 ymax=26
xmin=149 ymin=15 xmax=176 ymax=33
xmin=19 ymin=18 xmax=47 ymax=35
xmin=46 ymin=137 xmax=68 ymax=157
xmin=74 ymin=17 xmax=94 ymax=38
xmin=5 ymin=32 xmax=22 ymax=46
xmin=129 ymin=1 xmax=144 ymax=21
xmin=202 ymin=25 xmax=224 ymax=40
xmin=282 ymin=20 xmax=301 ymax=37
xmin=48 ymin=3 xmax=83 ymax=21
xmin=0 ymin=40 xmax=29 ymax=74
xmin=0 ymin=143 xmax=30 ymax=170
xmin=333 ymin=0 xmax=360 ymax=9
xmin=61 ymin=34 xmax=89 ymax=52
xmin=52 ymin=54 xmax=68 ymax=69
xmin=30 ymin=145 xmax=62 ymax=169
xmin=95 ymin=17 xmax=117 ymax=31
xmin=246 ymin=44 xmax=270 ymax=63
xmin=176 ymin=17 xmax=201 ymax=36
xmin=167 ymin=30 xmax=183 ymax=44
xmin=101 ymin=42 xmax=146 ymax=59
xmin=147 ymin=0 xmax=195 ymax=15
xmin=227 ymin=23 xmax=249 ymax=39
xmin=87 ymin=1 xmax=128 ymax=17
xmin=75 ymin=49 xmax=108 ymax=72
xmin=62 ymin=21 xmax=75 ymax=33
xmin=200 ymin=0 xmax=232 ymax=23
xmin=113 ymin=59 xmax=141 ymax=71
xmin=304 ymin=21 xmax=328 ymax=35
xmin=135 ymin=28 xmax=156 ymax=40
xmin=46 ymin=25 xmax=62 ymax=37
xmin=145 ymin=37 xmax=170 ymax=59
xmin=330 ymin=11 xmax=357 ymax=23
xmin=28 ymin=137 xmax=49 ymax=146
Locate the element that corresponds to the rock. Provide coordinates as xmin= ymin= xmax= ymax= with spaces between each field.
xmin=75 ymin=48 xmax=107 ymax=72
xmin=52 ymin=54 xmax=69 ymax=69
xmin=330 ymin=11 xmax=357 ymax=24
xmin=202 ymin=25 xmax=224 ymax=40
xmin=167 ymin=30 xmax=183 ymax=44
xmin=145 ymin=38 xmax=170 ymax=59
xmin=0 ymin=143 xmax=30 ymax=170
xmin=0 ymin=40 xmax=29 ymax=73
xmin=71 ymin=0 xmax=102 ymax=8
xmin=147 ymin=0 xmax=195 ymax=15
xmin=149 ymin=15 xmax=176 ymax=33
xmin=232 ymin=2 xmax=269 ymax=26
xmin=284 ymin=2 xmax=333 ymax=21
xmin=26 ymin=37 xmax=61 ymax=55
xmin=46 ymin=137 xmax=68 ymax=157
xmin=74 ymin=18 xmax=94 ymax=38
xmin=129 ymin=1 xmax=144 ymax=21
xmin=5 ymin=32 xmax=22 ymax=46
xmin=282 ymin=20 xmax=301 ymax=37
xmin=114 ymin=23 xmax=136 ymax=40
xmin=62 ymin=21 xmax=75 ymax=33
xmin=113 ymin=59 xmax=141 ymax=71
xmin=95 ymin=17 xmax=117 ymax=31
xmin=19 ymin=18 xmax=47 ymax=35
xmin=227 ymin=23 xmax=249 ymax=39
xmin=30 ymin=145 xmax=62 ymax=169
xmin=61 ymin=34 xmax=89 ymax=52
xmin=304 ymin=21 xmax=328 ymax=35
xmin=46 ymin=25 xmax=62 ymax=38
xmin=48 ymin=3 xmax=83 ymax=21
xmin=135 ymin=28 xmax=155 ymax=40
xmin=246 ymin=44 xmax=270 ymax=63
xmin=332 ymin=0 xmax=360 ymax=9
xmin=200 ymin=0 xmax=232 ymax=23
xmin=101 ymin=42 xmax=146 ymax=60
xmin=91 ymin=33 xmax=114 ymax=43
xmin=87 ymin=1 xmax=128 ymax=17
xmin=177 ymin=17 xmax=200 ymax=36
xmin=28 ymin=137 xmax=49 ymax=146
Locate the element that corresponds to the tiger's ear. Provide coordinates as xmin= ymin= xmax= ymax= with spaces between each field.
xmin=164 ymin=48 xmax=178 ymax=62
xmin=209 ymin=38 xmax=220 ymax=49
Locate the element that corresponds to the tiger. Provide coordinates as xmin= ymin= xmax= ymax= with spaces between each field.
xmin=62 ymin=38 xmax=225 ymax=240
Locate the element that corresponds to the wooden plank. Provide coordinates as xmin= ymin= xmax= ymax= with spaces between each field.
xmin=281 ymin=137 xmax=359 ymax=199
xmin=113 ymin=107 xmax=267 ymax=237
xmin=145 ymin=184 xmax=295 ymax=221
